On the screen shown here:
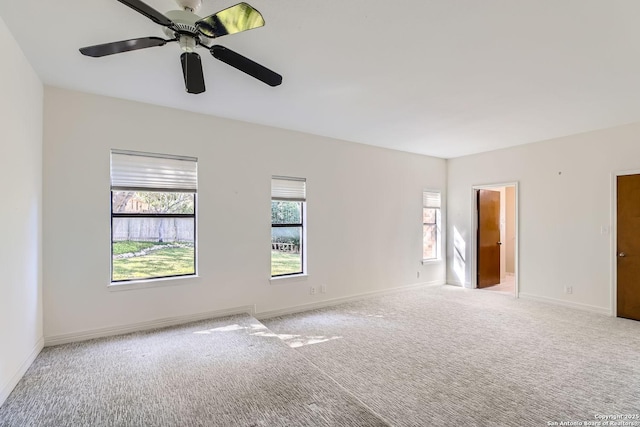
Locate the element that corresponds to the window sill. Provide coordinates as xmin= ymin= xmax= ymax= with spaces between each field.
xmin=270 ymin=274 xmax=308 ymax=284
xmin=421 ymin=259 xmax=443 ymax=265
xmin=108 ymin=275 xmax=198 ymax=292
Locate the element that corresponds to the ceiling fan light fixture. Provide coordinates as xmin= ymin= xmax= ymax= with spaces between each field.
xmin=178 ymin=35 xmax=197 ymax=52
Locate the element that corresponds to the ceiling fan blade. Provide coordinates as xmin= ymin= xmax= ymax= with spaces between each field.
xmin=180 ymin=52 xmax=206 ymax=94
xmin=210 ymin=45 xmax=282 ymax=87
xmin=196 ymin=2 xmax=265 ymax=39
xmin=116 ymin=0 xmax=175 ymax=27
xmin=79 ymin=37 xmax=169 ymax=57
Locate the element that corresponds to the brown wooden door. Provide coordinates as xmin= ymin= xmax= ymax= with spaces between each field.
xmin=477 ymin=189 xmax=501 ymax=288
xmin=617 ymin=174 xmax=640 ymax=321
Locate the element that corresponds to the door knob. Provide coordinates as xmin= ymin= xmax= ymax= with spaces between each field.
xmin=619 ymin=252 xmax=626 ymax=257
xmin=497 ymin=242 xmax=502 ymax=245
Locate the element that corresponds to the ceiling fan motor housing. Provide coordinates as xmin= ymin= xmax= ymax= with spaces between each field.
xmin=163 ymin=9 xmax=201 ymax=37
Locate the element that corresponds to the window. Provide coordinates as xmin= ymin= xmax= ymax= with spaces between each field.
xmin=271 ymin=177 xmax=306 ymax=277
xmin=110 ymin=150 xmax=197 ymax=282
xmin=423 ymin=191 xmax=441 ymax=261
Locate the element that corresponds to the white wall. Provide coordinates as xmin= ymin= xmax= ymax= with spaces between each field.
xmin=0 ymin=16 xmax=43 ymax=405
xmin=447 ymin=121 xmax=640 ymax=314
xmin=43 ymin=87 xmax=447 ymax=340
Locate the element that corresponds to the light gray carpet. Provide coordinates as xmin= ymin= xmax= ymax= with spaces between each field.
xmin=263 ymin=285 xmax=640 ymax=427
xmin=4 ymin=287 xmax=640 ymax=427
xmin=0 ymin=314 xmax=389 ymax=427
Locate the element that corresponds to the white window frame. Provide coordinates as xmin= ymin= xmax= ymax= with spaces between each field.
xmin=109 ymin=149 xmax=198 ymax=285
xmin=422 ymin=190 xmax=442 ymax=263
xmin=271 ymin=176 xmax=306 ymax=279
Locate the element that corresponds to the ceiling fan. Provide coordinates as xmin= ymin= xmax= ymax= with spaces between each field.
xmin=79 ymin=0 xmax=282 ymax=94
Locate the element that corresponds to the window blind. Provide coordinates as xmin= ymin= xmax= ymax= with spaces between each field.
xmin=272 ymin=176 xmax=306 ymax=201
xmin=111 ymin=150 xmax=198 ymax=192
xmin=423 ymin=191 xmax=441 ymax=208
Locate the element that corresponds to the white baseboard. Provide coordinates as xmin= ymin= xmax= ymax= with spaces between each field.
xmin=44 ymin=305 xmax=256 ymax=347
xmin=0 ymin=336 xmax=44 ymax=407
xmin=255 ymin=280 xmax=444 ymax=320
xmin=519 ymin=293 xmax=611 ymax=316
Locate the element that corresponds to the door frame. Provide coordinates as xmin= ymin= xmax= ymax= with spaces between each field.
xmin=470 ymin=182 xmax=519 ymax=296
xmin=611 ymin=169 xmax=640 ymax=317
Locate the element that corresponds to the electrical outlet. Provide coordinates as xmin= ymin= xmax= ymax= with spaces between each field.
xmin=565 ymin=286 xmax=573 ymax=294
xmin=321 ymin=284 xmax=327 ymax=293
xmin=310 ymin=286 xmax=316 ymax=295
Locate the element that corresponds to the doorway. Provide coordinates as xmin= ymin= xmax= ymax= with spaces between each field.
xmin=615 ymin=173 xmax=640 ymax=321
xmin=471 ymin=183 xmax=518 ymax=296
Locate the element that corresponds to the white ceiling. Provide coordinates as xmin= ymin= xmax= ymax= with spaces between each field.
xmin=2 ymin=0 xmax=640 ymax=158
